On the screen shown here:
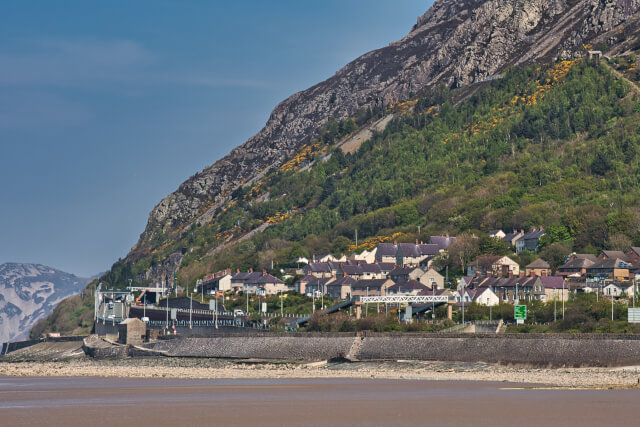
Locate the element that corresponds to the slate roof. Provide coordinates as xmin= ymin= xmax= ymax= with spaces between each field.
xmin=502 ymin=231 xmax=523 ymax=243
xmin=600 ymin=251 xmax=630 ymax=262
xmin=487 ymin=276 xmax=539 ymax=288
xmin=341 ymin=265 xmax=363 ymax=275
xmin=387 ymin=280 xmax=429 ymax=292
xmin=351 ymin=279 xmax=389 ymax=290
xmin=522 ymin=229 xmax=545 ymax=240
xmin=377 ymin=243 xmax=398 ymax=257
xmin=388 ymin=267 xmax=417 ymax=277
xmin=231 ymin=272 xmax=263 ymax=282
xmin=307 ymin=263 xmax=332 ymax=273
xmin=297 ymin=275 xmax=333 ymax=285
xmin=540 ymin=276 xmax=565 ymax=289
xmin=588 ymin=258 xmax=631 ymax=270
xmin=247 ymin=273 xmax=284 ymax=285
xmin=360 ymin=263 xmax=382 ymax=273
xmin=572 ymin=254 xmax=598 ymax=262
xmin=526 ymin=258 xmax=551 ymax=269
xmin=327 ymin=276 xmax=356 ymax=287
xmin=558 ymin=258 xmax=595 ymax=270
xmin=376 ymin=262 xmax=397 ymax=273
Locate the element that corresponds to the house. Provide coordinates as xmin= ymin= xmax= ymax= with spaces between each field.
xmin=377 ymin=262 xmax=396 ymax=277
xmin=525 ymin=259 xmax=552 ymax=277
xmin=302 ymin=262 xmax=340 ymax=278
xmin=557 ymin=257 xmax=595 ymax=279
xmin=486 ymin=276 xmax=544 ymax=304
xmin=230 ymin=271 xmax=264 ymax=292
xmin=388 ymin=267 xmax=424 ymax=283
xmin=326 ymin=276 xmax=356 ymax=299
xmin=489 ymin=229 xmax=506 ymax=239
xmin=516 ymin=227 xmax=545 ymax=253
xmin=296 ymin=275 xmax=334 ymax=296
xmin=626 ymin=247 xmax=640 ymax=265
xmin=243 ymin=271 xmax=288 ymax=295
xmin=419 ymin=268 xmax=444 ymax=289
xmin=360 ymin=263 xmax=386 ymax=279
xmin=539 ymin=276 xmax=569 ymax=302
xmin=468 ymin=255 xmax=520 ymax=277
xmin=386 ymin=280 xmax=429 ymax=296
xmin=467 ymin=286 xmax=499 ymax=306
xmin=396 ymin=243 xmax=440 ymax=267
xmin=603 ymin=283 xmax=635 ymax=299
xmin=196 ymin=270 xmax=232 ymax=294
xmin=502 ymin=229 xmax=525 ymax=247
xmin=350 ymin=279 xmax=394 ymax=298
xmin=597 ymin=250 xmax=630 ymax=262
xmin=376 ymin=243 xmax=399 ymax=264
xmin=291 ymin=257 xmax=309 ymax=265
xmin=586 ymin=258 xmax=632 ymax=281
xmin=351 ymin=248 xmax=377 ymax=264
xmin=314 ymin=254 xmax=337 ymax=263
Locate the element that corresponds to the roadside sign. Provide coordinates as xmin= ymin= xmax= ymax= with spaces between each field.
xmin=171 ymin=308 xmax=177 ymax=320
xmin=514 ymin=305 xmax=527 ymax=320
xmin=628 ymin=308 xmax=640 ymax=323
xmin=209 ymin=300 xmax=216 ymax=311
xmin=261 ymin=302 xmax=267 ymax=313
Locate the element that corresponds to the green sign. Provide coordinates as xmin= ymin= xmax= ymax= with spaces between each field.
xmin=514 ymin=305 xmax=527 ymax=320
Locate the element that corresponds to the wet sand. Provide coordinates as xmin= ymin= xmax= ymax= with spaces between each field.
xmin=1 ymin=376 xmax=639 ymax=426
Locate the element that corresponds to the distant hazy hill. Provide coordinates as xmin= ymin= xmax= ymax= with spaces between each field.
xmin=0 ymin=263 xmax=89 ymax=344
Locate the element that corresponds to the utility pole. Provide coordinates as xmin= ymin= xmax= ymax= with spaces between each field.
xmin=355 ymin=229 xmax=358 ymax=248
xmin=562 ymin=279 xmax=565 ymax=320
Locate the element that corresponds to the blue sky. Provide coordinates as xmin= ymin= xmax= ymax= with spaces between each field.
xmin=0 ymin=1 xmax=432 ymax=277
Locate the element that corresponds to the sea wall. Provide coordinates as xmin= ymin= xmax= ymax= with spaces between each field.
xmin=143 ymin=332 xmax=640 ymax=367
xmin=147 ymin=333 xmax=355 ymax=361
xmin=356 ymin=333 xmax=640 ymax=367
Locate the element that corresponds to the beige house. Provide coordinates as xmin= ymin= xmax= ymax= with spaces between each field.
xmin=350 ymin=279 xmax=394 ymax=297
xmin=419 ymin=268 xmax=445 ymax=290
xmin=468 ymin=255 xmax=520 ymax=277
xmin=525 ymin=259 xmax=552 ymax=277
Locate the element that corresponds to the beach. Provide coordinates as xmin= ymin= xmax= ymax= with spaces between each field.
xmin=3 ymin=358 xmax=640 ymax=389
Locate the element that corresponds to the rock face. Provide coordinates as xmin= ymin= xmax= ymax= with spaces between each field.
xmin=133 ymin=0 xmax=639 ymax=258
xmin=0 ymin=263 xmax=89 ymax=344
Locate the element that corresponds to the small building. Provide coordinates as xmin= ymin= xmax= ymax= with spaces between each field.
xmin=468 ymin=286 xmax=500 ymax=306
xmin=597 ymin=250 xmax=630 ymax=262
xmin=468 ymin=255 xmax=520 ymax=277
xmin=350 ymin=279 xmax=394 ymax=298
xmin=418 ymin=268 xmax=444 ymax=289
xmin=557 ymin=257 xmax=595 ymax=279
xmin=386 ymin=280 xmax=429 ymax=296
xmin=326 ymin=276 xmax=356 ymax=299
xmin=586 ymin=258 xmax=631 ymax=281
xmin=525 ymin=259 xmax=552 ymax=277
xmin=540 ymin=276 xmax=569 ymax=302
xmin=516 ymin=227 xmax=545 ymax=253
xmin=603 ymin=283 xmax=634 ymax=299
xmin=626 ymin=247 xmax=640 ymax=265
xmin=502 ymin=229 xmax=524 ymax=247
xmin=489 ymin=229 xmax=506 ymax=239
xmin=388 ymin=267 xmax=424 ymax=283
xmin=118 ymin=318 xmax=146 ymax=346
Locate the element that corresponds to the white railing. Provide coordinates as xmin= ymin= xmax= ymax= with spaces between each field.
xmin=360 ymin=295 xmax=450 ymax=304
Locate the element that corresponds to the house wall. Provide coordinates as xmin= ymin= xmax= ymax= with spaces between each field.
xmin=544 ymin=288 xmax=569 ymax=302
xmin=419 ymin=269 xmax=444 ymax=289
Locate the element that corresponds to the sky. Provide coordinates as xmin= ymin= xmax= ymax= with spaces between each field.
xmin=0 ymin=1 xmax=433 ymax=278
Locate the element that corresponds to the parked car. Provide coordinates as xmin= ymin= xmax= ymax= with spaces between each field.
xmin=233 ymin=309 xmax=245 ymax=317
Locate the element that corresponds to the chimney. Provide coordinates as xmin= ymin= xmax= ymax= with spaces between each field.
xmin=487 ymin=271 xmax=492 ymax=278
xmin=520 ymin=229 xmax=524 ymax=234
xmin=415 ymin=239 xmax=419 ymax=244
xmin=542 ymin=270 xmax=547 ymax=277
xmin=249 ymin=268 xmax=253 ymax=273
xmin=236 ymin=268 xmax=240 ymax=273
xmin=262 ymin=269 xmax=267 ymax=276
xmin=530 ymin=270 xmax=535 ymax=277
xmin=508 ymin=271 xmax=514 ymax=278
xmin=445 ymin=233 xmax=449 ymax=238
xmin=513 ymin=229 xmax=517 ymax=234
xmin=519 ymin=271 xmax=525 ymax=278
xmin=394 ymin=240 xmax=398 ymax=245
xmin=475 ymin=270 xmax=481 ymax=277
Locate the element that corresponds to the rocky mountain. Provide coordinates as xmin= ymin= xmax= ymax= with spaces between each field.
xmin=0 ymin=263 xmax=89 ymax=344
xmin=131 ymin=0 xmax=639 ymax=274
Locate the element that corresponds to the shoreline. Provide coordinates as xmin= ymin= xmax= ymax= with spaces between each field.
xmin=3 ymin=358 xmax=640 ymax=389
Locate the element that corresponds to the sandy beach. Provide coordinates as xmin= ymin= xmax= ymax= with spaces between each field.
xmin=2 ymin=358 xmax=640 ymax=389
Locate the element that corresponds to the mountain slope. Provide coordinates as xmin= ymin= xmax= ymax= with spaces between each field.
xmin=0 ymin=263 xmax=89 ymax=344
xmin=134 ymin=0 xmax=640 ymax=266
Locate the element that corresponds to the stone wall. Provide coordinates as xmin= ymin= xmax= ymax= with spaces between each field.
xmin=141 ymin=332 xmax=640 ymax=367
